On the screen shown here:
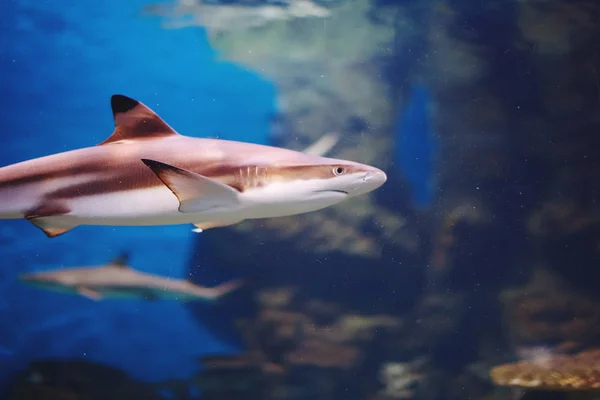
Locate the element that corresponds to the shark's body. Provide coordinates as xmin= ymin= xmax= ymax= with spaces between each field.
xmin=0 ymin=95 xmax=387 ymax=237
xmin=19 ymin=254 xmax=243 ymax=302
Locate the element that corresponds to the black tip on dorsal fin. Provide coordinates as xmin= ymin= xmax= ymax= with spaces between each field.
xmin=109 ymin=252 xmax=129 ymax=268
xmin=111 ymin=94 xmax=139 ymax=115
xmin=99 ymin=94 xmax=179 ymax=145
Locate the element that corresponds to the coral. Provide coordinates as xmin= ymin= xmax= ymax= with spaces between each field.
xmin=490 ymin=348 xmax=600 ymax=391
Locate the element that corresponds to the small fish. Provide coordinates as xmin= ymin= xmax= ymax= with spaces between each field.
xmin=19 ymin=253 xmax=243 ymax=302
xmin=0 ymin=95 xmax=387 ymax=238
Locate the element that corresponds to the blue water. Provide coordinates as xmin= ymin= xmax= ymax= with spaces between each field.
xmin=0 ymin=0 xmax=275 ymax=386
xmin=395 ymin=83 xmax=437 ymax=208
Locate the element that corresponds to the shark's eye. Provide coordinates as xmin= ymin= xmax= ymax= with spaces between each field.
xmin=333 ymin=166 xmax=345 ymax=176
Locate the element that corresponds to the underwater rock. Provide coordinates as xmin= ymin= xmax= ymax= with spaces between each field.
xmin=490 ymin=348 xmax=600 ymax=391
xmin=527 ymin=201 xmax=600 ymax=296
xmin=423 ymin=0 xmax=600 ymax=281
xmin=285 ymin=338 xmax=360 ymax=368
xmin=499 ymin=268 xmax=600 ymax=351
xmin=191 ymin=353 xmax=284 ymax=399
xmin=517 ymin=1 xmax=598 ymax=57
xmin=192 ymin=215 xmax=427 ymax=318
xmin=188 ymin=285 xmax=414 ymax=400
xmin=8 ymin=359 xmax=166 ymax=400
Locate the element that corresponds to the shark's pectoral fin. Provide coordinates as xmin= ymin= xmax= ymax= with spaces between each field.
xmin=76 ymin=286 xmax=102 ymax=300
xmin=141 ymin=159 xmax=240 ymax=213
xmin=191 ymin=219 xmax=243 ymax=233
xmin=25 ymin=203 xmax=77 ymax=238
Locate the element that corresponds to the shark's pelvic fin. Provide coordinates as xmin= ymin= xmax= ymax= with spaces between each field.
xmin=25 ymin=202 xmax=77 ymax=238
xmin=76 ymin=286 xmax=102 ymax=300
xmin=141 ymin=159 xmax=240 ymax=213
xmin=191 ymin=219 xmax=243 ymax=233
xmin=99 ymin=95 xmax=180 ymax=145
xmin=27 ymin=220 xmax=74 ymax=238
xmin=109 ymin=252 xmax=129 ymax=268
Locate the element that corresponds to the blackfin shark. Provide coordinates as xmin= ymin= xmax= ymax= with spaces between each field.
xmin=0 ymin=95 xmax=387 ymax=238
xmin=19 ymin=254 xmax=243 ymax=302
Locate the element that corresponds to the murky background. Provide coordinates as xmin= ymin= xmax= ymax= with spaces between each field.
xmin=1 ymin=0 xmax=599 ymax=399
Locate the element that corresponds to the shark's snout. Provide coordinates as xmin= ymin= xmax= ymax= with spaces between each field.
xmin=348 ymin=168 xmax=386 ymax=197
xmin=363 ymin=169 xmax=387 ymax=185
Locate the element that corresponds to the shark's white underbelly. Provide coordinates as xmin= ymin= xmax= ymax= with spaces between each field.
xmin=59 ymin=186 xmax=237 ymax=226
xmin=51 ymin=185 xmax=343 ymax=227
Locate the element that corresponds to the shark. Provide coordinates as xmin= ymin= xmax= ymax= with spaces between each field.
xmin=0 ymin=94 xmax=387 ymax=238
xmin=19 ymin=254 xmax=243 ymax=302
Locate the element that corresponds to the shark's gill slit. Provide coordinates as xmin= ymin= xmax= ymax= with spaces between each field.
xmin=254 ymin=165 xmax=259 ymax=187
xmin=263 ymin=166 xmax=269 ymax=186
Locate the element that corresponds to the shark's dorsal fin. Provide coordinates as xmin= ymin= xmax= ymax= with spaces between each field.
xmin=109 ymin=252 xmax=129 ymax=268
xmin=99 ymin=95 xmax=179 ymax=145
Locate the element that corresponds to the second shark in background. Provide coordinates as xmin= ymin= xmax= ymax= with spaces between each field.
xmin=19 ymin=254 xmax=243 ymax=302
